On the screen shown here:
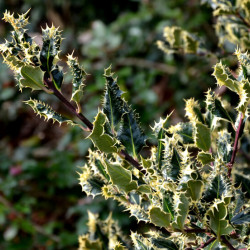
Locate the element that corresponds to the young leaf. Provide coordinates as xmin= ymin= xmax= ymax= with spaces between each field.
xmin=117 ymin=106 xmax=146 ymax=158
xmin=87 ymin=111 xmax=119 ymax=154
xmin=194 ymin=122 xmax=211 ymax=152
xmin=67 ymin=53 xmax=87 ymax=112
xmin=51 ymin=65 xmax=63 ymax=90
xmin=105 ymin=161 xmax=137 ymax=193
xmin=207 ymin=200 xmax=233 ymax=238
xmin=103 ymin=66 xmax=124 ymax=133
xmin=20 ymin=65 xmax=45 ymax=91
xmin=149 ymin=206 xmax=171 ymax=228
xmin=40 ymin=24 xmax=62 ymax=73
xmin=24 ymin=98 xmax=77 ymax=126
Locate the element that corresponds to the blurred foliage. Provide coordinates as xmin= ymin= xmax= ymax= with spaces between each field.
xmin=0 ymin=0 xmax=247 ymax=249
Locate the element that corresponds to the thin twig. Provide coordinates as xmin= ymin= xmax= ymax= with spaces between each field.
xmin=44 ymin=77 xmax=143 ymax=172
xmin=197 ymin=237 xmax=216 ymax=249
xmin=227 ymin=113 xmax=244 ymax=178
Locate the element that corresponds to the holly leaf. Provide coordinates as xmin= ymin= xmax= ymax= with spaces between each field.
xmin=105 ymin=161 xmax=137 ymax=193
xmin=194 ymin=122 xmax=211 ymax=152
xmin=103 ymin=66 xmax=124 ymax=133
xmin=207 ymin=201 xmax=233 ymax=237
xmin=117 ymin=106 xmax=146 ymax=158
xmin=149 ymin=207 xmax=171 ymax=228
xmin=87 ymin=111 xmax=119 ymax=154
xmin=20 ymin=65 xmax=45 ymax=91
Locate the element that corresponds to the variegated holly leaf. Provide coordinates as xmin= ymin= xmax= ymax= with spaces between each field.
xmin=105 ymin=161 xmax=137 ymax=193
xmin=87 ymin=111 xmax=119 ymax=154
xmin=205 ymin=89 xmax=233 ymax=127
xmin=19 ymin=65 xmax=45 ymax=91
xmin=185 ymin=98 xmax=204 ymax=123
xmin=216 ymin=130 xmax=232 ymax=162
xmin=197 ymin=152 xmax=214 ymax=165
xmin=78 ymin=166 xmax=105 ymax=197
xmin=24 ymin=98 xmax=77 ymax=126
xmin=40 ymin=24 xmax=62 ymax=73
xmin=117 ymin=105 xmax=146 ymax=158
xmin=67 ymin=53 xmax=87 ymax=112
xmin=207 ymin=200 xmax=233 ymax=237
xmin=103 ymin=66 xmax=124 ymax=133
xmin=231 ymin=209 xmax=250 ymax=225
xmin=149 ymin=206 xmax=171 ymax=228
xmin=203 ymin=174 xmax=230 ymax=202
xmin=172 ymin=192 xmax=189 ymax=230
xmin=194 ymin=122 xmax=211 ymax=152
xmin=213 ymin=62 xmax=239 ymax=93
xmin=152 ymin=114 xmax=172 ymax=169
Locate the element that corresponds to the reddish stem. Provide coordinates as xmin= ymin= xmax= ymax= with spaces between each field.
xmin=227 ymin=113 xmax=244 ymax=178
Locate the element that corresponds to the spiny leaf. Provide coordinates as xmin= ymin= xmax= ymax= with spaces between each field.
xmin=236 ymin=79 xmax=250 ymax=113
xmin=194 ymin=122 xmax=211 ymax=152
xmin=67 ymin=53 xmax=87 ymax=112
xmin=152 ymin=114 xmax=172 ymax=169
xmin=203 ymin=175 xmax=230 ymax=202
xmin=3 ymin=9 xmax=30 ymax=31
xmin=163 ymin=193 xmax=174 ymax=220
xmin=207 ymin=200 xmax=234 ymax=237
xmin=20 ymin=65 xmax=45 ymax=91
xmin=117 ymin=105 xmax=146 ymax=158
xmin=197 ymin=152 xmax=214 ymax=165
xmin=172 ymin=192 xmax=189 ymax=230
xmin=205 ymin=89 xmax=233 ymax=127
xmin=168 ymin=122 xmax=194 ymax=144
xmin=216 ymin=130 xmax=232 ymax=162
xmin=103 ymin=66 xmax=124 ymax=133
xmin=185 ymin=98 xmax=204 ymax=123
xmin=78 ymin=166 xmax=105 ymax=197
xmin=105 ymin=161 xmax=137 ymax=193
xmin=40 ymin=24 xmax=62 ymax=73
xmin=149 ymin=206 xmax=171 ymax=228
xmin=231 ymin=209 xmax=250 ymax=225
xmin=87 ymin=111 xmax=119 ymax=154
xmin=162 ymin=137 xmax=181 ymax=181
xmin=212 ymin=61 xmax=240 ymax=94
xmin=24 ymin=98 xmax=77 ymax=126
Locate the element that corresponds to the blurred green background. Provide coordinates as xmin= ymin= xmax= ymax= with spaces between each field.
xmin=0 ymin=0 xmax=222 ymax=249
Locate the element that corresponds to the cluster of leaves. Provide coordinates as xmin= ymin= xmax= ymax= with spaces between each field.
xmin=158 ymin=0 xmax=250 ymax=54
xmin=0 ymin=4 xmax=250 ymax=250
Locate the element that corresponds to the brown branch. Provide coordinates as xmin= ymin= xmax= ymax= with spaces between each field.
xmin=221 ymin=236 xmax=237 ymax=250
xmin=197 ymin=237 xmax=216 ymax=249
xmin=227 ymin=113 xmax=244 ymax=178
xmin=44 ymin=77 xmax=143 ymax=173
